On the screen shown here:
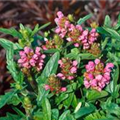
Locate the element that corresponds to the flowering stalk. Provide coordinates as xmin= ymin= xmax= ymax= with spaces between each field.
xmin=55 ymin=11 xmax=99 ymax=50
xmin=57 ymin=58 xmax=78 ymax=80
xmin=18 ymin=47 xmax=46 ymax=71
xmin=44 ymin=75 xmax=66 ymax=94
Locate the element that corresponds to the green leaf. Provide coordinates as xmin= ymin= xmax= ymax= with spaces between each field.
xmin=97 ymin=27 xmax=110 ymax=35
xmin=31 ymin=22 xmax=51 ymax=37
xmin=37 ymin=52 xmax=60 ymax=103
xmin=12 ymin=107 xmax=25 ymax=118
xmin=86 ymin=90 xmax=108 ymax=101
xmin=42 ymin=98 xmax=51 ymax=120
xmin=104 ymin=15 xmax=111 ymax=27
xmin=51 ymin=109 xmax=59 ymax=120
xmin=56 ymin=93 xmax=69 ymax=105
xmin=38 ymin=52 xmax=60 ymax=82
xmin=33 ymin=111 xmax=44 ymax=120
xmin=37 ymin=84 xmax=49 ymax=103
xmin=59 ymin=110 xmax=70 ymax=120
xmin=7 ymin=94 xmax=21 ymax=106
xmin=106 ymin=62 xmax=119 ymax=99
xmin=0 ymin=90 xmax=16 ymax=109
xmin=79 ymin=53 xmax=96 ymax=60
xmin=71 ymin=95 xmax=78 ymax=109
xmin=63 ymin=93 xmax=74 ymax=108
xmin=103 ymin=27 xmax=120 ymax=40
xmin=74 ymin=104 xmax=96 ymax=119
xmin=0 ymin=113 xmax=21 ymax=120
xmin=0 ymin=39 xmax=23 ymax=82
xmin=84 ymin=110 xmax=107 ymax=120
xmin=77 ymin=14 xmax=93 ymax=24
xmin=0 ymin=28 xmax=22 ymax=38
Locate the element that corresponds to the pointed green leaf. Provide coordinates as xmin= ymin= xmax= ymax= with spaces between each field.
xmin=42 ymin=98 xmax=51 ymax=120
xmin=104 ymin=15 xmax=111 ymax=27
xmin=40 ymin=52 xmax=60 ymax=81
xmin=74 ymin=104 xmax=96 ymax=119
xmin=77 ymin=14 xmax=93 ymax=25
xmin=59 ymin=110 xmax=70 ymax=120
xmin=51 ymin=109 xmax=59 ymax=120
xmin=0 ymin=90 xmax=16 ymax=109
xmin=86 ymin=90 xmax=108 ymax=101
xmin=0 ymin=28 xmax=22 ymax=38
xmin=0 ymin=39 xmax=23 ymax=82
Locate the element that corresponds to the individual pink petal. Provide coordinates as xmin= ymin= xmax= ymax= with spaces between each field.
xmin=44 ymin=85 xmax=50 ymax=90
xmin=104 ymin=72 xmax=110 ymax=80
xmin=41 ymin=54 xmax=46 ymax=59
xmin=33 ymin=54 xmax=38 ymax=60
xmin=98 ymin=81 xmax=105 ymax=89
xmin=90 ymin=79 xmax=97 ymax=87
xmin=74 ymin=43 xmax=79 ymax=47
xmin=84 ymin=80 xmax=90 ymax=88
xmin=70 ymin=67 xmax=77 ymax=73
xmin=94 ymin=59 xmax=100 ymax=65
xmin=61 ymin=87 xmax=67 ymax=92
xmin=72 ymin=60 xmax=78 ymax=66
xmin=67 ymin=76 xmax=74 ymax=80
xmin=57 ymin=73 xmax=64 ymax=78
xmin=76 ymin=25 xmax=83 ymax=31
xmin=66 ymin=37 xmax=72 ymax=42
xmin=30 ymin=59 xmax=36 ymax=66
xmin=106 ymin=63 xmax=114 ymax=68
xmin=95 ymin=74 xmax=103 ymax=81
xmin=18 ymin=59 xmax=24 ymax=64
xmin=88 ymin=73 xmax=94 ymax=80
xmin=55 ymin=27 xmax=61 ymax=33
xmin=54 ymin=18 xmax=59 ymax=24
xmin=83 ymin=30 xmax=89 ymax=36
xmin=58 ymin=60 xmax=63 ymax=65
xmin=57 ymin=11 xmax=64 ymax=18
xmin=24 ymin=47 xmax=31 ymax=54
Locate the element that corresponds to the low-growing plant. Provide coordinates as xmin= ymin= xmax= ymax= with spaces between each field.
xmin=0 ymin=11 xmax=120 ymax=120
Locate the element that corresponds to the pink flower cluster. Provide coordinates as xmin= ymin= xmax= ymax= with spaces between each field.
xmin=44 ymin=75 xmax=66 ymax=94
xmin=55 ymin=11 xmax=70 ymax=38
xmin=55 ymin=11 xmax=99 ymax=49
xmin=84 ymin=59 xmax=114 ymax=91
xmin=18 ymin=47 xmax=46 ymax=71
xmin=57 ymin=58 xmax=78 ymax=80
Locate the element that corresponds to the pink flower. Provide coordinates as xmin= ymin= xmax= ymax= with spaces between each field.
xmin=84 ymin=59 xmax=114 ymax=91
xmin=83 ymin=30 xmax=89 ymax=36
xmin=98 ymin=81 xmax=105 ymax=89
xmin=95 ymin=75 xmax=103 ymax=81
xmin=95 ymin=59 xmax=100 ymax=65
xmin=90 ymin=79 xmax=97 ymax=87
xmin=66 ymin=37 xmax=72 ymax=42
xmin=84 ymin=79 xmax=90 ymax=88
xmin=57 ymin=11 xmax=64 ymax=18
xmin=61 ymin=87 xmax=67 ymax=92
xmin=104 ymin=72 xmax=110 ymax=81
xmin=88 ymin=73 xmax=94 ymax=80
xmin=70 ymin=67 xmax=77 ymax=73
xmin=44 ymin=85 xmax=50 ymax=90
xmin=58 ymin=58 xmax=77 ymax=80
xmin=72 ymin=60 xmax=78 ymax=66
xmin=18 ymin=47 xmax=45 ymax=71
xmin=24 ymin=47 xmax=31 ymax=54
xmin=67 ymin=76 xmax=74 ymax=80
xmin=74 ymin=43 xmax=79 ymax=47
xmin=85 ymin=61 xmax=95 ymax=72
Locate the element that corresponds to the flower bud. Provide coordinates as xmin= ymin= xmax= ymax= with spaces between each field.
xmin=68 ymin=14 xmax=74 ymax=22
